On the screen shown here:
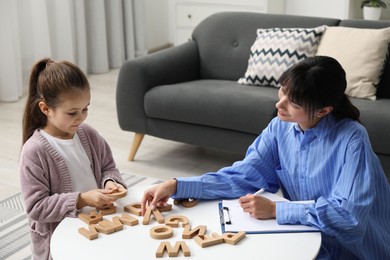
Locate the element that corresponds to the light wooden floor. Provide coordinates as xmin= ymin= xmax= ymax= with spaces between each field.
xmin=0 ymin=69 xmax=243 ymax=200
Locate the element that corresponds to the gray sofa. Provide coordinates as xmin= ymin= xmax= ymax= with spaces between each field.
xmin=116 ymin=12 xmax=390 ymax=181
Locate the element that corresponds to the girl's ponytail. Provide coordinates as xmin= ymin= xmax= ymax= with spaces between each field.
xmin=22 ymin=58 xmax=51 ymax=144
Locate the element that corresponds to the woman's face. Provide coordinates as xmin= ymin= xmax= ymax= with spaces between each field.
xmin=275 ymin=86 xmax=321 ymax=131
xmin=41 ymin=88 xmax=90 ymax=139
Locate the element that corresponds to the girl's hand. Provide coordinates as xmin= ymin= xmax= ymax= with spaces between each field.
xmin=77 ymin=189 xmax=117 ymax=209
xmin=238 ymin=193 xmax=276 ymax=219
xmin=141 ymin=179 xmax=177 ymax=216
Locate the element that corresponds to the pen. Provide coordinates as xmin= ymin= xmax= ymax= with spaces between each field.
xmin=253 ymin=188 xmax=265 ymax=196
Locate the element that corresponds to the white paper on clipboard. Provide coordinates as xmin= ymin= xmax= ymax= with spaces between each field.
xmin=221 ymin=192 xmax=318 ymax=234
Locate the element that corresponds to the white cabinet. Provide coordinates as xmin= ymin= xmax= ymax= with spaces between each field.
xmin=170 ymin=0 xmax=285 ymax=45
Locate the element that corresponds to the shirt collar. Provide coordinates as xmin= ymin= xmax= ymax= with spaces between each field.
xmin=292 ymin=114 xmax=337 ymax=139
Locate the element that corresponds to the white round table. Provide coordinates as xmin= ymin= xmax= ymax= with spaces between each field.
xmin=51 ymin=184 xmax=321 ymax=260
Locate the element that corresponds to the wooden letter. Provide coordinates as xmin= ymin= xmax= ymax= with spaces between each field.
xmin=112 ymin=213 xmax=139 ymax=226
xmin=194 ymin=232 xmax=224 ymax=248
xmin=78 ymin=224 xmax=98 ymax=240
xmin=124 ymin=202 xmax=142 ymax=216
xmin=156 ymin=241 xmax=190 ymax=258
xmin=150 ymin=225 xmax=173 ymax=239
xmin=157 ymin=203 xmax=173 ymax=212
xmin=94 ymin=220 xmax=116 ymax=234
xmin=182 ymin=225 xmax=207 ymax=239
xmin=101 ymin=218 xmax=123 ymax=232
xmin=107 ymin=186 xmax=127 ymax=199
xmin=222 ymin=231 xmax=246 ymax=245
xmin=96 ymin=203 xmax=116 ymax=216
xmin=78 ymin=210 xmax=103 ymax=224
xmin=173 ymin=198 xmax=198 ymax=208
xmin=143 ymin=207 xmax=165 ymax=225
xmin=165 ymin=215 xmax=189 ymax=228
xmin=181 ymin=198 xmax=198 ymax=208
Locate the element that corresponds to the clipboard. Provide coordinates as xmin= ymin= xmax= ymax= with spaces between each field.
xmin=218 ymin=192 xmax=320 ymax=234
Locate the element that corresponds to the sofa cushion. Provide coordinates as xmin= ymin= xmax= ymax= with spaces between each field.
xmin=338 ymin=19 xmax=390 ymax=99
xmin=316 ymin=26 xmax=390 ymax=100
xmin=238 ymin=26 xmax=326 ymax=87
xmin=350 ymin=98 xmax=390 ymax=155
xmin=145 ymin=80 xmax=279 ymax=135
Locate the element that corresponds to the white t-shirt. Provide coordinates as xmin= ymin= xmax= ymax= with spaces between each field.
xmin=40 ymin=130 xmax=98 ymax=192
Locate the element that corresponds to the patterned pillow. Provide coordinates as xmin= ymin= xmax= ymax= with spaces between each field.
xmin=238 ymin=26 xmax=326 ymax=87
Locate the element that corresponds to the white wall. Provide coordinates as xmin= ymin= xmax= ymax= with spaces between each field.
xmin=145 ymin=0 xmax=171 ymax=51
xmin=285 ymin=0 xmax=357 ymax=19
xmin=382 ymin=0 xmax=390 ymax=19
xmin=147 ymin=0 xmax=390 ymax=52
xmin=285 ymin=0 xmax=390 ymax=20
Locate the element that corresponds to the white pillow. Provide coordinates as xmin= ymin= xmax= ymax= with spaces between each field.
xmin=238 ymin=26 xmax=326 ymax=87
xmin=316 ymin=26 xmax=390 ymax=100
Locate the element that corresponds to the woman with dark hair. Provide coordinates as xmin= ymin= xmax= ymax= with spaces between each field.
xmin=141 ymin=56 xmax=390 ymax=259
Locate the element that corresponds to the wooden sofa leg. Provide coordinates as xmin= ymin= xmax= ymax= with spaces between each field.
xmin=128 ymin=133 xmax=145 ymax=161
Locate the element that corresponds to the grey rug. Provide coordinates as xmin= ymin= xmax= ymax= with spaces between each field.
xmin=0 ymin=173 xmax=160 ymax=260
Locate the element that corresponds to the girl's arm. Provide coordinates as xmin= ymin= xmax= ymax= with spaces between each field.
xmin=98 ymin=137 xmax=126 ymax=188
xmin=80 ymin=124 xmax=126 ymax=189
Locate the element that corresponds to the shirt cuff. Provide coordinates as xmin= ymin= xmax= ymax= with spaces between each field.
xmin=172 ymin=176 xmax=202 ymax=199
xmin=276 ymin=201 xmax=310 ymax=225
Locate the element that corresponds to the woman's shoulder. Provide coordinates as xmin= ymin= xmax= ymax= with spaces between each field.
xmin=337 ymin=118 xmax=367 ymax=133
xmin=335 ymin=118 xmax=370 ymax=141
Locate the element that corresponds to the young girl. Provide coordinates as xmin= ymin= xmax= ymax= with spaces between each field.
xmin=20 ymin=58 xmax=126 ymax=260
xmin=141 ymin=56 xmax=390 ymax=259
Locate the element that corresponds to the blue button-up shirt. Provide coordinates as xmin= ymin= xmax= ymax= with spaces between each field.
xmin=174 ymin=115 xmax=390 ymax=259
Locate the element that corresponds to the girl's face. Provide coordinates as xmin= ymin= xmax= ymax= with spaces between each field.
xmin=41 ymin=88 xmax=90 ymax=139
xmin=275 ymin=87 xmax=321 ymax=131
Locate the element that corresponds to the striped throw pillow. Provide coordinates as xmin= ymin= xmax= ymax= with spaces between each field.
xmin=238 ymin=26 xmax=326 ymax=87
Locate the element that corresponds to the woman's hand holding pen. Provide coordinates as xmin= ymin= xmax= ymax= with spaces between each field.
xmin=239 ymin=193 xmax=276 ymax=219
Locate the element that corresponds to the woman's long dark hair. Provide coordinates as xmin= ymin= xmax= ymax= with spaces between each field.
xmin=22 ymin=58 xmax=89 ymax=144
xmin=279 ymin=56 xmax=360 ymax=121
